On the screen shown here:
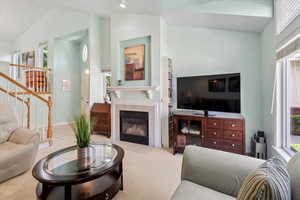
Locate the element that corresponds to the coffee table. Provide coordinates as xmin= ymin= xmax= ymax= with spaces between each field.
xmin=32 ymin=143 xmax=124 ymax=200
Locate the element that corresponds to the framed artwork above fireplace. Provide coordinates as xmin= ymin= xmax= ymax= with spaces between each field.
xmin=120 ymin=36 xmax=151 ymax=86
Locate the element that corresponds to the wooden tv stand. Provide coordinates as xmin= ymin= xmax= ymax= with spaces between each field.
xmin=172 ymin=111 xmax=245 ymax=155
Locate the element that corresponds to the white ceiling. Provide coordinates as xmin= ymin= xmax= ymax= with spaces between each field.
xmin=0 ymin=0 xmax=273 ymax=42
xmin=0 ymin=0 xmax=56 ymax=41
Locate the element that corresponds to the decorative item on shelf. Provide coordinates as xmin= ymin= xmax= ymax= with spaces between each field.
xmin=181 ymin=127 xmax=189 ymax=134
xmin=73 ymin=114 xmax=95 ymax=171
xmin=104 ymin=93 xmax=111 ymax=104
xmin=180 ymin=127 xmax=200 ymax=135
xmin=189 ymin=128 xmax=201 ymax=135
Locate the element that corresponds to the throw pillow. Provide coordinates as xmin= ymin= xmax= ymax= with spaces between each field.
xmin=0 ymin=122 xmax=17 ymax=144
xmin=237 ymin=157 xmax=291 ymax=200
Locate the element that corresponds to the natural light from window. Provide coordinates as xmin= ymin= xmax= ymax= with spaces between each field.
xmin=277 ymin=54 xmax=300 ymax=155
xmin=289 ymin=59 xmax=300 ymax=152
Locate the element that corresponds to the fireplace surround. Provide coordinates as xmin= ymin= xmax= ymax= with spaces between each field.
xmin=112 ymin=104 xmax=159 ymax=147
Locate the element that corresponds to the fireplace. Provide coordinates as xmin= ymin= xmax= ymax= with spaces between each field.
xmin=120 ymin=111 xmax=149 ymax=145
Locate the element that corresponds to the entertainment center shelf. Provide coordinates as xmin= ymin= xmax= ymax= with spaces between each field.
xmin=172 ymin=111 xmax=245 ymax=155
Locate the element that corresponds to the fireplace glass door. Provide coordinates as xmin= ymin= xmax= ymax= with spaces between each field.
xmin=120 ymin=111 xmax=149 ymax=145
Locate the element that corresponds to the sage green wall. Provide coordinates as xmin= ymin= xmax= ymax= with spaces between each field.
xmin=260 ymin=20 xmax=276 ymax=157
xmin=167 ymin=25 xmax=263 ymax=152
xmin=53 ymin=40 xmax=82 ymax=124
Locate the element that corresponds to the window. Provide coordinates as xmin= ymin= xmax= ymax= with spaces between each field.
xmin=276 ymin=0 xmax=300 ymax=33
xmin=38 ymin=42 xmax=48 ymax=69
xmin=277 ymin=51 xmax=300 ymax=154
xmin=82 ymin=44 xmax=88 ymax=63
xmin=104 ymin=72 xmax=112 ymax=103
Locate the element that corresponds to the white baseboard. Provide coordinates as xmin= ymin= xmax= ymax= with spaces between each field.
xmin=53 ymin=121 xmax=74 ymax=127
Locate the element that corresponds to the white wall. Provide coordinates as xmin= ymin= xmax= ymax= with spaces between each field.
xmin=53 ymin=40 xmax=82 ymax=124
xmin=100 ymin=18 xmax=111 ymax=70
xmin=110 ymin=14 xmax=163 ymax=147
xmin=89 ymin=15 xmax=104 ymax=106
xmin=167 ymin=25 xmax=263 ymax=152
xmin=0 ymin=40 xmax=12 ymax=62
xmin=13 ymin=8 xmax=89 ymax=54
xmin=260 ymin=20 xmax=276 ymax=157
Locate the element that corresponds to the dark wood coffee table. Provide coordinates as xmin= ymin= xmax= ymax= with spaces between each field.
xmin=32 ymin=143 xmax=124 ymax=200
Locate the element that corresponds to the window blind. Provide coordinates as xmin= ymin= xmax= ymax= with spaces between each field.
xmin=276 ymin=0 xmax=300 ymax=34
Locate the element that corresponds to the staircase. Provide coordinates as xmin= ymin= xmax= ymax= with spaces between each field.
xmin=0 ymin=63 xmax=53 ymax=143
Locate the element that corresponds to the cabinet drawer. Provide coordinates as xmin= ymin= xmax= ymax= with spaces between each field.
xmin=206 ymin=138 xmax=223 ymax=150
xmin=207 ymin=119 xmax=222 ymax=129
xmin=95 ymin=125 xmax=109 ymax=132
xmin=223 ymin=140 xmax=243 ymax=152
xmin=223 ymin=130 xmax=243 ymax=141
xmin=206 ymin=129 xmax=223 ymax=139
xmin=92 ymin=114 xmax=110 ymax=120
xmin=223 ymin=119 xmax=243 ymax=131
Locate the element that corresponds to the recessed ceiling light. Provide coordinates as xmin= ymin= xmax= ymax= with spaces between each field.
xmin=120 ymin=0 xmax=126 ymax=8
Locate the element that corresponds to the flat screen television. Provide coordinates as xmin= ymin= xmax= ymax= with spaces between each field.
xmin=177 ymin=73 xmax=241 ymax=113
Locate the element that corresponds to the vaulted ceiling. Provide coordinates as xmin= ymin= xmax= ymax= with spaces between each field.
xmin=0 ymin=0 xmax=273 ymax=41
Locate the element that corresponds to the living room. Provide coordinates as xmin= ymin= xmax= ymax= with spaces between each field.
xmin=0 ymin=0 xmax=300 ymax=200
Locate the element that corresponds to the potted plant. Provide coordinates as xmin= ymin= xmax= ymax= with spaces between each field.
xmin=73 ymin=114 xmax=94 ymax=170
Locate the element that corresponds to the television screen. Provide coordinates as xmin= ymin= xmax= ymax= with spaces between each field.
xmin=177 ymin=73 xmax=241 ymax=113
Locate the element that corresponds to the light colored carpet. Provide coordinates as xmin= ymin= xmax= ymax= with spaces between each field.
xmin=0 ymin=125 xmax=182 ymax=200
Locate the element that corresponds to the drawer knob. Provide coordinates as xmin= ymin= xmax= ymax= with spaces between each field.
xmin=201 ymin=135 xmax=205 ymax=138
xmin=213 ymin=122 xmax=217 ymax=126
xmin=213 ymin=132 xmax=217 ymax=135
xmin=232 ymin=144 xmax=235 ymax=147
xmin=232 ymin=134 xmax=236 ymax=137
xmin=231 ymin=124 xmax=236 ymax=127
xmin=213 ymin=141 xmax=217 ymax=145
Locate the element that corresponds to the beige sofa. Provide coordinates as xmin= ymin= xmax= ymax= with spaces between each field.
xmin=0 ymin=104 xmax=39 ymax=183
xmin=172 ymin=146 xmax=300 ymax=200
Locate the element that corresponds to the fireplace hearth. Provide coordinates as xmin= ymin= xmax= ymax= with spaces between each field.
xmin=120 ymin=111 xmax=149 ymax=145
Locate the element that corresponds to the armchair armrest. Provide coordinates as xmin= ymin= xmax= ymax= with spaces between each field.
xmin=8 ymin=128 xmax=40 ymax=145
xmin=182 ymin=146 xmax=264 ymax=197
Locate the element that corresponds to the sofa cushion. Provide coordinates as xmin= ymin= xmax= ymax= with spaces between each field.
xmin=0 ymin=142 xmax=31 ymax=164
xmin=237 ymin=157 xmax=291 ymax=200
xmin=9 ymin=128 xmax=38 ymax=144
xmin=0 ymin=122 xmax=17 ymax=144
xmin=171 ymin=180 xmax=235 ymax=200
xmin=0 ymin=142 xmax=35 ymax=183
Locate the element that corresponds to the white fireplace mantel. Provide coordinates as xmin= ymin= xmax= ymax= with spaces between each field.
xmin=108 ymin=86 xmax=159 ymax=99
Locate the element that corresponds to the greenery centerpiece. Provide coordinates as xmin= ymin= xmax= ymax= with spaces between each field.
xmin=73 ymin=114 xmax=94 ymax=170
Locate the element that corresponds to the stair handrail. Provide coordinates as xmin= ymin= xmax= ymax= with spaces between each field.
xmin=9 ymin=64 xmax=52 ymax=71
xmin=0 ymin=71 xmax=53 ymax=141
xmin=0 ymin=86 xmax=31 ymax=129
